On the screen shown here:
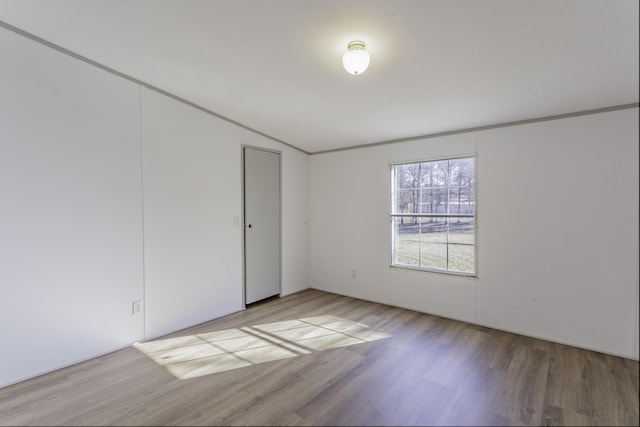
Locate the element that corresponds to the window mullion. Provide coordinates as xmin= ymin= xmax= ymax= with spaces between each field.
xmin=418 ymin=218 xmax=422 ymax=268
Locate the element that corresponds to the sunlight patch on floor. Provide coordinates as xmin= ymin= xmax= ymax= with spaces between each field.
xmin=134 ymin=315 xmax=391 ymax=379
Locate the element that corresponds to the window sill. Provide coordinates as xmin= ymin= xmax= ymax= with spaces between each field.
xmin=389 ymin=264 xmax=477 ymax=279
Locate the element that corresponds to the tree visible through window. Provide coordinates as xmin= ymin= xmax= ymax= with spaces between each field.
xmin=391 ymin=157 xmax=476 ymax=275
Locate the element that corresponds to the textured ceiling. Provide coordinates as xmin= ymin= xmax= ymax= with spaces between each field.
xmin=0 ymin=0 xmax=638 ymax=153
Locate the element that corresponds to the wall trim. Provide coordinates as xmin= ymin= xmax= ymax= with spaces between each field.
xmin=0 ymin=19 xmax=309 ymax=156
xmin=312 ymin=103 xmax=640 ymax=155
xmin=2 ymin=19 xmax=637 ymax=157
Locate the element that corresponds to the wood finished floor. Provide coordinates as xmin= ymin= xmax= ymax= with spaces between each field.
xmin=0 ymin=289 xmax=638 ymax=426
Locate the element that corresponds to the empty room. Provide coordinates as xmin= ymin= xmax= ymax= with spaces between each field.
xmin=0 ymin=1 xmax=638 ymax=426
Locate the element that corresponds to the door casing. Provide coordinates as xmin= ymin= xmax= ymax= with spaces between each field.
xmin=242 ymin=145 xmax=282 ymax=306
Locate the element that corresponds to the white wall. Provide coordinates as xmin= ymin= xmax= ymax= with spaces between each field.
xmin=141 ymin=88 xmax=244 ymax=339
xmin=475 ymin=111 xmax=638 ymax=358
xmin=0 ymin=27 xmax=144 ymax=387
xmin=0 ymin=26 xmax=311 ymax=388
xmin=142 ymin=92 xmax=311 ymax=340
xmin=310 ymin=108 xmax=639 ymax=359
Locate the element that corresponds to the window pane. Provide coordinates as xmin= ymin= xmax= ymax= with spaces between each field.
xmin=448 ymin=158 xmax=475 ymax=214
xmin=448 ymin=218 xmax=474 ymax=245
xmin=448 ymin=243 xmax=474 ymax=273
xmin=394 ymin=164 xmax=421 ymax=189
xmin=395 ymin=189 xmax=417 ymax=214
xmin=447 ymin=217 xmax=474 ymax=273
xmin=420 ymin=217 xmax=447 ymax=269
xmin=420 ymin=188 xmax=448 ymax=214
xmin=392 ymin=217 xmax=419 ymax=266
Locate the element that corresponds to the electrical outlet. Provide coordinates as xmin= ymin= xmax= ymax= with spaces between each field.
xmin=132 ymin=300 xmax=142 ymax=314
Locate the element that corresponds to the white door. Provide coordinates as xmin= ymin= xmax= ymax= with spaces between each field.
xmin=243 ymin=147 xmax=281 ymax=304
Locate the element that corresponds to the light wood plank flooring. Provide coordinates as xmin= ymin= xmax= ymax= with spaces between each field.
xmin=1 ymin=289 xmax=638 ymax=426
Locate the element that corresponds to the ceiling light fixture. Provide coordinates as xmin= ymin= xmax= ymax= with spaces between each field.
xmin=342 ymin=40 xmax=370 ymax=75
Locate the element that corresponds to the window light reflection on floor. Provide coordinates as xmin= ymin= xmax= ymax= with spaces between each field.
xmin=134 ymin=315 xmax=391 ymax=380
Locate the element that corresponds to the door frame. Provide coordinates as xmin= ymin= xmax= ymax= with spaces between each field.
xmin=241 ymin=144 xmax=282 ymax=308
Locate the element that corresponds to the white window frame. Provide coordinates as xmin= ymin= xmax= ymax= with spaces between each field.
xmin=390 ymin=154 xmax=478 ymax=277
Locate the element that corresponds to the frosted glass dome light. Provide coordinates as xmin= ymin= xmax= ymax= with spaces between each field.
xmin=342 ymin=40 xmax=370 ymax=75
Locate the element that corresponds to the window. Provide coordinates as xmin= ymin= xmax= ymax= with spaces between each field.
xmin=391 ymin=156 xmax=476 ymax=275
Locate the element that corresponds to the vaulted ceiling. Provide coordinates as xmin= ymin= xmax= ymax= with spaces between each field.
xmin=0 ymin=0 xmax=638 ymax=153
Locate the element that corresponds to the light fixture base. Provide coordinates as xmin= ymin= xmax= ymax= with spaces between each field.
xmin=342 ymin=40 xmax=370 ymax=75
xmin=348 ymin=40 xmax=366 ymax=51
